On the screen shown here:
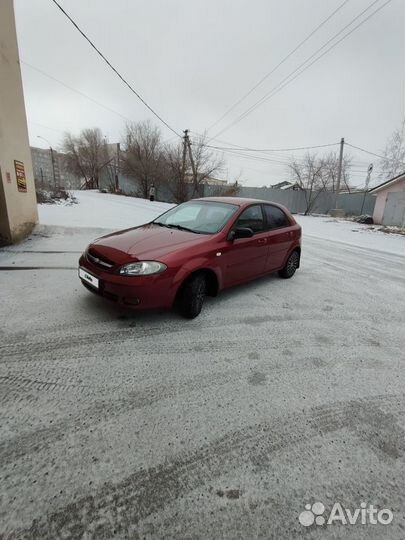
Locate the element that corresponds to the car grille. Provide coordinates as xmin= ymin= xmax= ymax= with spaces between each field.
xmin=81 ymin=280 xmax=119 ymax=302
xmin=87 ymin=249 xmax=114 ymax=270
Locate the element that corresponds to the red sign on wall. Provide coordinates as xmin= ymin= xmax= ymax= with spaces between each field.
xmin=6 ymin=172 xmax=11 ymax=183
xmin=14 ymin=160 xmax=27 ymax=192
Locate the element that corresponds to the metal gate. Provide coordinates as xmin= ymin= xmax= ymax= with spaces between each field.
xmin=383 ymin=191 xmax=405 ymax=227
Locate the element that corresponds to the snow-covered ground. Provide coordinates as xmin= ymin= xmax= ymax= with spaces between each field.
xmin=1 ymin=193 xmax=405 ymax=538
xmin=37 ymin=190 xmax=404 ymax=256
xmin=296 ymin=214 xmax=405 ymax=256
xmin=38 ymin=190 xmax=173 ymax=229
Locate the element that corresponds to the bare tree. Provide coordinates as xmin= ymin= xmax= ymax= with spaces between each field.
xmin=288 ymin=152 xmax=352 ymax=214
xmin=163 ymin=142 xmax=188 ymax=204
xmin=288 ymin=153 xmax=326 ymax=214
xmin=163 ymin=133 xmax=224 ymax=203
xmin=380 ymin=117 xmax=405 ymax=180
xmin=188 ymin=133 xmax=224 ymax=198
xmin=321 ymin=151 xmax=352 ymax=192
xmin=63 ymin=128 xmax=110 ymax=189
xmin=121 ymin=121 xmax=164 ymax=199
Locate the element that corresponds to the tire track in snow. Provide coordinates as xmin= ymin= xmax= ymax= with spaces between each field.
xmin=11 ymin=393 xmax=405 ymax=539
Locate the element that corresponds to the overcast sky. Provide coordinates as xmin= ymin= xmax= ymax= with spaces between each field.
xmin=15 ymin=0 xmax=405 ymax=187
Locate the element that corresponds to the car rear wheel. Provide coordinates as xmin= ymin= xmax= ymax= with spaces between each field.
xmin=278 ymin=250 xmax=300 ymax=279
xmin=178 ymin=273 xmax=207 ymax=319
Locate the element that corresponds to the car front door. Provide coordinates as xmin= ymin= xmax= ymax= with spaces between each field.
xmin=262 ymin=204 xmax=294 ymax=271
xmin=223 ymin=205 xmax=268 ymax=287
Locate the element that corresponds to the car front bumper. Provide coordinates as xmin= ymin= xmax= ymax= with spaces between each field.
xmin=78 ymin=255 xmax=177 ymax=310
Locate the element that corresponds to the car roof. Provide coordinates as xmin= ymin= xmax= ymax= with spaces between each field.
xmin=192 ymin=196 xmax=289 ymax=210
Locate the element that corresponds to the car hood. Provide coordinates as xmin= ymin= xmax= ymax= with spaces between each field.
xmin=91 ymin=223 xmax=211 ymax=264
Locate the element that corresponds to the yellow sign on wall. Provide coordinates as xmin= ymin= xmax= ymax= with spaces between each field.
xmin=14 ymin=160 xmax=27 ymax=192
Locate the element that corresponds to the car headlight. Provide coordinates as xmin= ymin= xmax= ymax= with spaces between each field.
xmin=119 ymin=261 xmax=167 ymax=276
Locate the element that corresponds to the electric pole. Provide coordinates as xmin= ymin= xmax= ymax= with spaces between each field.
xmin=182 ymin=129 xmax=189 ymax=183
xmin=38 ymin=135 xmax=58 ymax=190
xmin=50 ymin=146 xmax=57 ymax=190
xmin=335 ymin=137 xmax=344 ymax=209
xmin=360 ymin=163 xmax=373 ymax=215
xmin=187 ymin=137 xmax=197 ymax=181
xmin=115 ymin=142 xmax=120 ymax=192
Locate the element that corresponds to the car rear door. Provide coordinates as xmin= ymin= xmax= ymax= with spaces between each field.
xmin=262 ymin=204 xmax=295 ymax=271
xmin=223 ymin=205 xmax=268 ymax=286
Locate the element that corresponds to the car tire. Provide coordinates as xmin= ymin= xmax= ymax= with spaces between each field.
xmin=178 ymin=273 xmax=206 ymax=319
xmin=278 ymin=250 xmax=300 ymax=279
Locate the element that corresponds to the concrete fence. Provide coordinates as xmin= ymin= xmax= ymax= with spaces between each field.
xmin=206 ymin=185 xmax=375 ymax=216
xmin=99 ymin=173 xmax=376 ymax=217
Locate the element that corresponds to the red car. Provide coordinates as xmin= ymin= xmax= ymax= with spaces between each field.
xmin=78 ymin=197 xmax=301 ymax=318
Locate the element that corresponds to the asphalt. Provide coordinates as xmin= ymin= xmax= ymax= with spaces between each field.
xmin=1 ymin=226 xmax=405 ymax=539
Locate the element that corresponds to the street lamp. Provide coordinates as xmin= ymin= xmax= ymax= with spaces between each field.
xmin=37 ymin=135 xmax=57 ymax=189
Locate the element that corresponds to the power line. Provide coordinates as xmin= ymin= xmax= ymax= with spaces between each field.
xmin=209 ymin=146 xmax=296 ymax=166
xmin=346 ymin=142 xmax=405 ymax=164
xmin=212 ymin=0 xmax=392 ymax=139
xmin=207 ymin=0 xmax=351 ymax=132
xmin=205 ymin=142 xmax=340 ymax=153
xmin=212 ymin=0 xmax=386 ymax=138
xmin=22 ymin=61 xmax=134 ymax=124
xmin=51 ymin=0 xmax=181 ymax=138
xmin=29 ymin=121 xmax=65 ymax=134
xmin=190 ymin=129 xmax=340 ymax=155
xmin=24 ymin=62 xmax=178 ymax=144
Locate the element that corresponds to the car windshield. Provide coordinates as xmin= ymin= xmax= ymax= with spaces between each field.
xmin=153 ymin=201 xmax=238 ymax=234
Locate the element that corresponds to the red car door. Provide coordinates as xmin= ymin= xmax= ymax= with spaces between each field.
xmin=222 ymin=205 xmax=268 ymax=286
xmin=262 ymin=204 xmax=294 ymax=271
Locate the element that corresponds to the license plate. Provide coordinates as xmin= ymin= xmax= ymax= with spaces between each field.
xmin=79 ymin=267 xmax=99 ymax=289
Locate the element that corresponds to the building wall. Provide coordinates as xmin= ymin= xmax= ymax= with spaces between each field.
xmin=372 ymin=178 xmax=405 ymax=224
xmin=31 ymin=147 xmax=82 ymax=191
xmin=31 ymin=147 xmax=59 ymax=190
xmin=0 ymin=0 xmax=38 ymax=245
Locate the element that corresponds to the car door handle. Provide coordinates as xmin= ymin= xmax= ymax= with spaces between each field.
xmin=257 ymin=238 xmax=267 ymax=244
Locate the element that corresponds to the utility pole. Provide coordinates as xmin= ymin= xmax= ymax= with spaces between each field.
xmin=360 ymin=163 xmax=373 ymax=215
xmin=37 ymin=135 xmax=58 ymax=190
xmin=187 ymin=137 xmax=197 ymax=179
xmin=115 ymin=142 xmax=120 ymax=192
xmin=50 ymin=146 xmax=57 ymax=190
xmin=187 ymin=134 xmax=201 ymax=196
xmin=182 ymin=129 xmax=189 ymax=183
xmin=335 ymin=137 xmax=344 ymax=209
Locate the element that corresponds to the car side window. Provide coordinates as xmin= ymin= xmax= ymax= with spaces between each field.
xmin=263 ymin=205 xmax=290 ymax=230
xmin=235 ymin=205 xmax=265 ymax=233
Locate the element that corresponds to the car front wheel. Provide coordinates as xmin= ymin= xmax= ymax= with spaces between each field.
xmin=178 ymin=273 xmax=207 ymax=319
xmin=278 ymin=250 xmax=300 ymax=279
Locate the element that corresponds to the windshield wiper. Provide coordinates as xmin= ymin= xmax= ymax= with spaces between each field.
xmin=166 ymin=224 xmax=202 ymax=234
xmin=154 ymin=222 xmax=202 ymax=233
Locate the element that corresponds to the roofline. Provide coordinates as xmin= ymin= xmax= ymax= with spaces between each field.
xmin=369 ymin=171 xmax=405 ymax=193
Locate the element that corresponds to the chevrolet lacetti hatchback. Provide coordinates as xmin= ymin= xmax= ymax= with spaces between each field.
xmin=78 ymin=197 xmax=302 ymax=318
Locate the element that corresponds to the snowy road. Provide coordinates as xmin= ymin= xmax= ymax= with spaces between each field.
xmin=1 ymin=196 xmax=405 ymax=538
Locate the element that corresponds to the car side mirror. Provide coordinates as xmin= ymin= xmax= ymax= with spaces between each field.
xmin=228 ymin=227 xmax=254 ymax=241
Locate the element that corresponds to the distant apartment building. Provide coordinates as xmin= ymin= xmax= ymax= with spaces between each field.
xmin=31 ymin=146 xmax=81 ymax=190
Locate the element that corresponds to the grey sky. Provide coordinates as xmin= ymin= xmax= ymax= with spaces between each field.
xmin=15 ymin=0 xmax=405 ymax=187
